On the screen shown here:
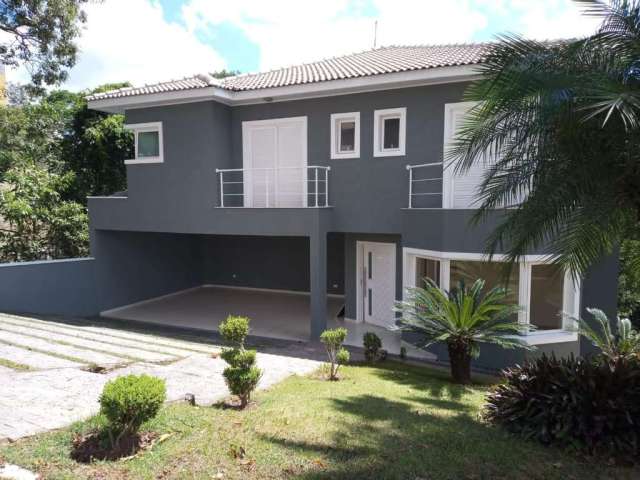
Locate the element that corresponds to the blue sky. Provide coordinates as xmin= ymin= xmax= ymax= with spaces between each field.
xmin=5 ymin=0 xmax=601 ymax=90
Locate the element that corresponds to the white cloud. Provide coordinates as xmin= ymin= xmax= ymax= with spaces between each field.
xmin=510 ymin=0 xmax=600 ymax=40
xmin=7 ymin=0 xmax=226 ymax=91
xmin=182 ymin=0 xmax=489 ymax=72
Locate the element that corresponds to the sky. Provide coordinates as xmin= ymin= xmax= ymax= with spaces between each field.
xmin=5 ymin=0 xmax=602 ymax=92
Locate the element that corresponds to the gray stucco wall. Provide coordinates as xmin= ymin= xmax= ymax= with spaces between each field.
xmin=0 ymin=258 xmax=99 ymax=316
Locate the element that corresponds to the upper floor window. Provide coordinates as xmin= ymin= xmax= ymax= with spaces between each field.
xmin=374 ymin=107 xmax=406 ymax=157
xmin=124 ymin=122 xmax=164 ymax=165
xmin=330 ymin=112 xmax=360 ymax=159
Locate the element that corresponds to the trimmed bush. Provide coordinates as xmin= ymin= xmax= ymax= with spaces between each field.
xmin=320 ymin=327 xmax=349 ymax=380
xmin=219 ymin=315 xmax=262 ymax=408
xmin=219 ymin=315 xmax=250 ymax=346
xmin=363 ymin=332 xmax=382 ymax=362
xmin=485 ymin=354 xmax=640 ymax=458
xmin=99 ymin=374 xmax=166 ymax=447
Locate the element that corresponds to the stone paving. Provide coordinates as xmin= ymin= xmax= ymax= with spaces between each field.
xmin=0 ymin=314 xmax=323 ymax=441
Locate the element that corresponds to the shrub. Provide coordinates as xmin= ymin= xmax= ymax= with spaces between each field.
xmin=219 ymin=315 xmax=250 ymax=347
xmin=99 ymin=374 xmax=166 ymax=448
xmin=363 ymin=332 xmax=382 ymax=362
xmin=219 ymin=315 xmax=261 ymax=409
xmin=320 ymin=327 xmax=349 ymax=380
xmin=485 ymin=354 xmax=640 ymax=458
xmin=400 ymin=346 xmax=407 ymax=360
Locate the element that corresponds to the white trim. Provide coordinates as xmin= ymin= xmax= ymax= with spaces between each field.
xmin=330 ymin=112 xmax=360 ymax=159
xmin=402 ymin=247 xmax=582 ymax=344
xmin=373 ymin=107 xmax=407 ymax=157
xmin=124 ymin=121 xmax=164 ymax=165
xmin=88 ymin=66 xmax=480 ymax=113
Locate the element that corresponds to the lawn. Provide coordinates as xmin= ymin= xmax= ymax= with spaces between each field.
xmin=1 ymin=361 xmax=637 ymax=480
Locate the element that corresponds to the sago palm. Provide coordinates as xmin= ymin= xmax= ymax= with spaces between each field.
xmin=394 ymin=278 xmax=532 ymax=383
xmin=449 ymin=0 xmax=640 ymax=276
xmin=579 ymin=307 xmax=640 ymax=361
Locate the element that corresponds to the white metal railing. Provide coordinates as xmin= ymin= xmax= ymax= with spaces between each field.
xmin=215 ymin=166 xmax=331 ymax=208
xmin=406 ymin=162 xmax=443 ymax=208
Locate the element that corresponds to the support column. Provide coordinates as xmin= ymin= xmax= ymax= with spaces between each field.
xmin=309 ymin=232 xmax=327 ymax=340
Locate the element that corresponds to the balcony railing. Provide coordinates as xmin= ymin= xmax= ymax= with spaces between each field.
xmin=406 ymin=162 xmax=443 ymax=208
xmin=216 ymin=166 xmax=331 ymax=208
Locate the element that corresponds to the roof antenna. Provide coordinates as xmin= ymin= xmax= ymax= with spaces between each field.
xmin=373 ymin=20 xmax=378 ymax=49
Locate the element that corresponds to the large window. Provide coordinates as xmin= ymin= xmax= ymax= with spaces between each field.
xmin=374 ymin=108 xmax=406 ymax=157
xmin=450 ymin=260 xmax=519 ymax=304
xmin=330 ymin=112 xmax=360 ymax=159
xmin=125 ymin=122 xmax=164 ymax=164
xmin=404 ymin=249 xmax=580 ymax=344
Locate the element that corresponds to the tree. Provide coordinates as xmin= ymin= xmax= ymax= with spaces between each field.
xmin=0 ymin=83 xmax=133 ymax=201
xmin=1 ymin=0 xmax=88 ymax=89
xmin=619 ymin=236 xmax=640 ymax=326
xmin=448 ymin=0 xmax=640 ymax=276
xmin=0 ymin=163 xmax=89 ymax=261
xmin=394 ymin=278 xmax=531 ymax=383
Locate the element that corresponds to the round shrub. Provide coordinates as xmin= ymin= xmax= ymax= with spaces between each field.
xmin=485 ymin=354 xmax=640 ymax=458
xmin=336 ymin=347 xmax=350 ymax=365
xmin=223 ymin=365 xmax=262 ymax=407
xmin=221 ymin=348 xmax=256 ymax=369
xmin=99 ymin=374 xmax=166 ymax=442
xmin=363 ymin=332 xmax=382 ymax=362
xmin=219 ymin=315 xmax=250 ymax=346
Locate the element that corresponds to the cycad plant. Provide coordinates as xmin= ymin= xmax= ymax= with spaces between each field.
xmin=394 ymin=278 xmax=532 ymax=383
xmin=579 ymin=308 xmax=640 ymax=361
xmin=449 ymin=0 xmax=640 ymax=277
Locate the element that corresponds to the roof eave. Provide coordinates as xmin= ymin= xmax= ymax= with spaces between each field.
xmin=87 ymin=64 xmax=481 ymax=113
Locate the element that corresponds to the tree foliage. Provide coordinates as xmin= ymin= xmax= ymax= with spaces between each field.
xmin=448 ymin=0 xmax=640 ymax=276
xmin=0 ymin=0 xmax=88 ymax=89
xmin=0 ymin=163 xmax=89 ymax=261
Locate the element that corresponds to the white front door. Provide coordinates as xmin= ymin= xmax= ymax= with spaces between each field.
xmin=358 ymin=242 xmax=396 ymax=328
xmin=242 ymin=117 xmax=307 ymax=207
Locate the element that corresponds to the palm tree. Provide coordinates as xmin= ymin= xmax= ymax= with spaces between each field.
xmin=394 ymin=278 xmax=532 ymax=383
xmin=449 ymin=0 xmax=640 ymax=276
xmin=579 ymin=307 xmax=640 ymax=361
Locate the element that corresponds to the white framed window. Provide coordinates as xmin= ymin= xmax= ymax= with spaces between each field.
xmin=374 ymin=107 xmax=406 ymax=157
xmin=403 ymin=248 xmax=581 ymax=345
xmin=330 ymin=112 xmax=360 ymax=159
xmin=124 ymin=122 xmax=164 ymax=165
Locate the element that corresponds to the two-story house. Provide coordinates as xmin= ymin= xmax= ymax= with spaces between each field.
xmin=0 ymin=44 xmax=618 ymax=370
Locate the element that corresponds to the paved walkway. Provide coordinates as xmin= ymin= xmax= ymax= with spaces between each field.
xmin=0 ymin=313 xmax=323 ymax=441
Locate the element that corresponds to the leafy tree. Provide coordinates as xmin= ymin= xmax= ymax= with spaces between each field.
xmin=394 ymin=278 xmax=531 ymax=383
xmin=0 ymin=163 xmax=89 ymax=261
xmin=448 ymin=0 xmax=640 ymax=276
xmin=1 ymin=0 xmax=88 ymax=89
xmin=319 ymin=328 xmax=350 ymax=380
xmin=211 ymin=69 xmax=240 ymax=79
xmin=618 ymin=237 xmax=640 ymax=325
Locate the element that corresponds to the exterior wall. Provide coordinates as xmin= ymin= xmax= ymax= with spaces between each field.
xmin=0 ymin=258 xmax=98 ymax=316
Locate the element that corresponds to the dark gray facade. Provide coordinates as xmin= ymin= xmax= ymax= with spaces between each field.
xmin=0 ymin=80 xmax=619 ymax=370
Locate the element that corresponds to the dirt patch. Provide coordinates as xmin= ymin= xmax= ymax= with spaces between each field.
xmin=81 ymin=363 xmax=128 ymax=374
xmin=71 ymin=430 xmax=159 ymax=463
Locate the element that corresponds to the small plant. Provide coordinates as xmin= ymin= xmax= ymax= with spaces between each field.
xmin=579 ymin=308 xmax=640 ymax=362
xmin=363 ymin=332 xmax=382 ymax=362
xmin=400 ymin=346 xmax=407 ymax=360
xmin=219 ymin=315 xmax=261 ymax=408
xmin=394 ymin=278 xmax=531 ymax=383
xmin=320 ymin=327 xmax=349 ymax=380
xmin=99 ymin=374 xmax=166 ymax=449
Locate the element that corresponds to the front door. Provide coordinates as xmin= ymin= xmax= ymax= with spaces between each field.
xmin=242 ymin=117 xmax=307 ymax=207
xmin=359 ymin=242 xmax=396 ymax=327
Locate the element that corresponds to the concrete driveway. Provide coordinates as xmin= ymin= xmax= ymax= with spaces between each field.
xmin=0 ymin=313 xmax=323 ymax=441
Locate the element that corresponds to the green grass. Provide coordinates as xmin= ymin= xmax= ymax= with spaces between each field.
xmin=0 ymin=357 xmax=31 ymax=371
xmin=0 ymin=361 xmax=637 ymax=480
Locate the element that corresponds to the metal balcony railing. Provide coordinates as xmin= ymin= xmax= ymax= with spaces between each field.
xmin=216 ymin=166 xmax=331 ymax=208
xmin=406 ymin=162 xmax=443 ymax=208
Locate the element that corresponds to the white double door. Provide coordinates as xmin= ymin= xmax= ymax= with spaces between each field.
xmin=358 ymin=242 xmax=396 ymax=328
xmin=242 ymin=116 xmax=308 ymax=208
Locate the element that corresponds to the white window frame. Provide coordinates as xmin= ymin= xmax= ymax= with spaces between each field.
xmin=124 ymin=122 xmax=164 ymax=165
xmin=330 ymin=112 xmax=360 ymax=159
xmin=374 ymin=107 xmax=406 ymax=157
xmin=403 ymin=248 xmax=581 ymax=345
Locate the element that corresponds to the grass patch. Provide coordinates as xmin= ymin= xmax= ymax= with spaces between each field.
xmin=0 ymin=357 xmax=31 ymax=371
xmin=0 ymin=361 xmax=637 ymax=479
